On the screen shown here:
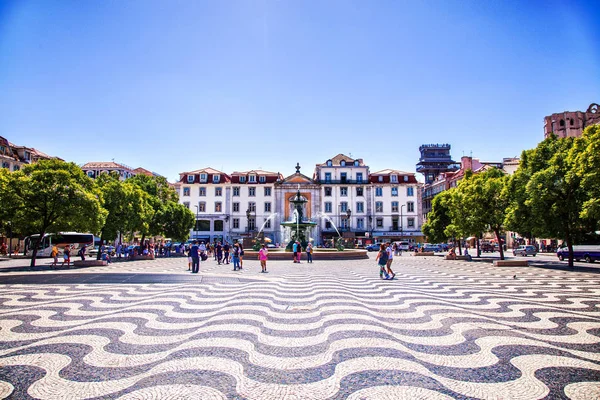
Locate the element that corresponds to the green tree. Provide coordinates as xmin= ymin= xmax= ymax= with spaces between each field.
xmin=453 ymin=168 xmax=509 ymax=259
xmin=0 ymin=160 xmax=106 ymax=267
xmin=508 ymin=134 xmax=596 ymax=267
xmin=95 ymin=172 xmax=151 ymax=256
xmin=575 ymin=124 xmax=600 ymax=223
xmin=422 ymin=189 xmax=455 ymax=244
xmin=158 ymin=202 xmax=195 ymax=243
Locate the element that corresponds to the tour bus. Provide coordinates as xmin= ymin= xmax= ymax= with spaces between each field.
xmin=24 ymin=232 xmax=94 ymax=257
xmin=557 ymin=245 xmax=600 ymax=263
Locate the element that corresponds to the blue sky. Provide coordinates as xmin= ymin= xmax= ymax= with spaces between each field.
xmin=1 ymin=0 xmax=599 ymax=182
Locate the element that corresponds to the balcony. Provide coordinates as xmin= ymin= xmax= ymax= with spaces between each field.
xmin=317 ymin=179 xmax=365 ymax=184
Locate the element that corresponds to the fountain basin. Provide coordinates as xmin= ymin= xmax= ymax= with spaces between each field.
xmin=243 ymin=248 xmax=368 ymax=260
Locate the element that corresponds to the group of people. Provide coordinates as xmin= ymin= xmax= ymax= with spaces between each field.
xmin=186 ymin=240 xmax=270 ymax=273
xmin=376 ymin=242 xmax=396 ymax=280
xmin=292 ymin=241 xmax=314 ymax=263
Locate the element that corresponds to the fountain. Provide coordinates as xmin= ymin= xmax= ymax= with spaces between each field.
xmin=280 ymin=187 xmax=317 ymax=250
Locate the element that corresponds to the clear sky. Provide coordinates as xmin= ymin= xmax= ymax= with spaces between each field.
xmin=1 ymin=0 xmax=599 ymax=182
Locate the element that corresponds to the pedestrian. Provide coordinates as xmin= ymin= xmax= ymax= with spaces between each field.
xmin=13 ymin=243 xmax=20 ymax=256
xmin=186 ymin=245 xmax=192 ymax=271
xmin=223 ymin=242 xmax=230 ymax=264
xmin=292 ymin=241 xmax=298 ymax=263
xmin=385 ymin=242 xmax=395 ymax=279
xmin=239 ymin=243 xmax=244 ymax=269
xmin=116 ymin=243 xmax=122 ymax=259
xmin=232 ymin=243 xmax=241 ymax=271
xmin=376 ymin=243 xmax=389 ymax=280
xmin=306 ymin=242 xmax=313 ymax=263
xmin=51 ymin=245 xmax=59 ymax=267
xmin=190 ymin=240 xmax=200 ymax=273
xmin=258 ymin=244 xmax=268 ymax=273
xmin=78 ymin=245 xmax=86 ymax=261
xmin=216 ymin=242 xmax=223 ymax=264
xmin=199 ymin=241 xmax=207 ymax=265
xmin=61 ymin=245 xmax=71 ymax=267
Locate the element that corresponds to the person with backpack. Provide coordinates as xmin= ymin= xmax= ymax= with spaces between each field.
xmin=385 ymin=242 xmax=396 ymax=280
xmin=376 ymin=243 xmax=390 ymax=280
xmin=232 ymin=243 xmax=241 ymax=271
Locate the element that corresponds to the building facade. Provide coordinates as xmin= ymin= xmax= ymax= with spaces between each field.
xmin=0 ymin=136 xmax=57 ymax=172
xmin=176 ymin=155 xmax=424 ymax=246
xmin=543 ymin=103 xmax=600 ymax=139
xmin=80 ymin=162 xmax=137 ymax=180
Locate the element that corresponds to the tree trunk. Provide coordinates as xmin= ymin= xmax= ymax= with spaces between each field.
xmin=457 ymin=238 xmax=462 ymax=254
xmin=494 ymin=228 xmax=505 ymax=260
xmin=476 ymin=236 xmax=481 ymax=258
xmin=566 ymin=237 xmax=574 ymax=268
xmin=29 ymin=230 xmax=45 ymax=268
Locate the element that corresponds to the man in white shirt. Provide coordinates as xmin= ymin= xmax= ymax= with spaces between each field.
xmin=385 ymin=242 xmax=396 ymax=279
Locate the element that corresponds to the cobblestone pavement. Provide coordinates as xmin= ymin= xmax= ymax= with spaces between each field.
xmin=1 ymin=254 xmax=599 ymax=399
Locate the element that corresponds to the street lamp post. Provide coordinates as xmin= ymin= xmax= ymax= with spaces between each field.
xmin=346 ymin=209 xmax=352 ymax=230
xmin=246 ymin=209 xmax=251 ymax=233
xmin=194 ymin=205 xmax=199 ymax=238
xmin=400 ymin=204 xmax=406 ymax=240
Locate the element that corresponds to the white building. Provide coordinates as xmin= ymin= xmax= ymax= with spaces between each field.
xmin=175 ymin=167 xmax=231 ymax=243
xmin=368 ymin=169 xmax=422 ymax=244
xmin=80 ymin=162 xmax=136 ymax=180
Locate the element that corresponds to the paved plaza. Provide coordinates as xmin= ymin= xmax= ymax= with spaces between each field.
xmin=0 ymin=253 xmax=599 ymax=399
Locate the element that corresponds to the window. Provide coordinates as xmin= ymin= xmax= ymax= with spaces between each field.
xmin=341 ymin=172 xmax=347 ymax=183
xmin=240 ymin=176 xmax=246 ymax=183
xmin=570 ymin=118 xmax=574 ymax=126
xmin=376 ymin=218 xmax=383 ymax=228
xmin=340 ymin=187 xmax=348 ymax=196
xmin=213 ymin=174 xmax=220 ymax=183
xmin=264 ymin=202 xmax=271 ymax=212
xmin=183 ymin=202 xmax=190 ymax=209
xmin=247 ymin=218 xmax=256 ymax=230
xmin=356 ymin=187 xmax=364 ymax=196
xmin=404 ymin=175 xmax=409 ymax=182
xmin=392 ymin=201 xmax=399 ymax=212
xmin=356 ymin=172 xmax=363 ymax=182
xmin=375 ymin=187 xmax=383 ymax=197
xmin=198 ymin=202 xmax=206 ymax=212
xmin=325 ymin=221 xmax=332 ymax=229
xmin=215 ymin=187 xmax=222 ymax=196
xmin=214 ymin=220 xmax=223 ymax=231
xmin=183 ymin=187 xmax=190 ymax=196
xmin=233 ymin=218 xmax=240 ymax=229
xmin=407 ymin=202 xmax=414 ymax=212
xmin=248 ymin=202 xmax=256 ymax=212
xmin=340 ymin=160 xmax=346 ymax=166
xmin=325 ymin=202 xmax=332 ymax=213
xmin=259 ymin=176 xmax=266 ymax=183
xmin=233 ymin=202 xmax=239 ymax=212
xmin=376 ymin=202 xmax=383 ymax=212
xmin=87 ymin=171 xmax=94 ymax=178
xmin=2 ymin=162 xmax=9 ymax=169
xmin=187 ymin=175 xmax=195 ymax=183
xmin=340 ymin=218 xmax=348 ymax=229
xmin=408 ymin=217 xmax=415 ymax=228
xmin=340 ymin=202 xmax=348 ymax=212
xmin=391 ymin=174 xmax=398 ymax=183
xmin=200 ymin=173 xmax=207 ymax=182
xmin=199 ymin=187 xmax=206 ymax=196
xmin=215 ymin=202 xmax=222 ymax=212
xmin=249 ymin=187 xmax=256 ymax=196
xmin=560 ymin=119 xmax=565 ymax=127
xmin=378 ymin=176 xmax=383 ymax=182
xmin=13 ymin=165 xmax=19 ymax=171
xmin=357 ymin=218 xmax=364 ymax=229
xmin=354 ymin=160 xmax=359 ymax=166
xmin=391 ymin=187 xmax=398 ymax=196
xmin=356 ymin=202 xmax=364 ymax=213
xmin=249 ymin=175 xmax=256 ymax=183
xmin=325 ymin=187 xmax=332 ymax=196
xmin=233 ymin=187 xmax=240 ymax=196
xmin=326 ymin=160 xmax=332 ymax=166
xmin=407 ymin=187 xmax=414 ymax=196
xmin=264 ymin=187 xmax=271 ymax=196
xmin=324 ymin=172 xmax=331 ymax=182
xmin=264 ymin=219 xmax=271 ymax=229
xmin=196 ymin=220 xmax=210 ymax=231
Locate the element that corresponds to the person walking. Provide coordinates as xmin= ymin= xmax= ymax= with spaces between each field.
xmin=306 ymin=242 xmax=313 ymax=263
xmin=61 ymin=245 xmax=71 ymax=267
xmin=385 ymin=242 xmax=395 ymax=279
xmin=376 ymin=243 xmax=389 ymax=280
xmin=232 ymin=243 xmax=241 ymax=271
xmin=238 ymin=244 xmax=244 ymax=269
xmin=186 ymin=246 xmax=192 ymax=271
xmin=258 ymin=244 xmax=268 ymax=273
xmin=223 ymin=242 xmax=231 ymax=264
xmin=78 ymin=245 xmax=86 ymax=261
xmin=190 ymin=240 xmax=200 ymax=273
xmin=51 ymin=245 xmax=59 ymax=268
xmin=216 ymin=242 xmax=223 ymax=264
xmin=292 ymin=241 xmax=298 ymax=263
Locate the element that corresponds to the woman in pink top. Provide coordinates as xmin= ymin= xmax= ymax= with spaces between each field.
xmin=258 ymin=244 xmax=268 ymax=273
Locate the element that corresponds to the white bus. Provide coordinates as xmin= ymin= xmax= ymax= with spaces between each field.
xmin=24 ymin=232 xmax=94 ymax=257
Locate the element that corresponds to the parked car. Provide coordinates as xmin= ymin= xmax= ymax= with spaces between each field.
xmin=366 ymin=244 xmax=380 ymax=251
xmin=481 ymin=243 xmax=494 ymax=253
xmin=423 ymin=244 xmax=441 ymax=252
xmin=513 ymin=245 xmax=537 ymax=257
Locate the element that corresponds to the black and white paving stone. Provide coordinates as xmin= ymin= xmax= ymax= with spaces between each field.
xmin=0 ymin=254 xmax=599 ymax=399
